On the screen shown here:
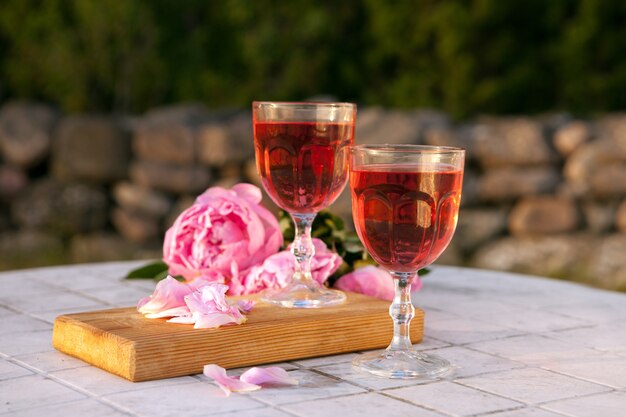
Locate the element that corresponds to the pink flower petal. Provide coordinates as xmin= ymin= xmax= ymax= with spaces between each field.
xmin=189 ymin=271 xmax=228 ymax=289
xmin=166 ymin=315 xmax=195 ymax=325
xmin=137 ymin=276 xmax=193 ymax=317
xmin=203 ymin=364 xmax=260 ymax=396
xmin=231 ymin=238 xmax=341 ymax=296
xmin=413 ymin=274 xmax=424 ymax=292
xmin=144 ymin=306 xmax=190 ymax=319
xmin=231 ymin=183 xmax=263 ymax=205
xmin=334 ymin=266 xmax=423 ymax=301
xmin=334 ymin=266 xmax=394 ymax=300
xmin=174 ymin=283 xmax=248 ymax=328
xmin=236 ymin=300 xmax=255 ymax=313
xmin=240 ymin=367 xmax=298 ymax=386
xmin=193 ymin=312 xmax=243 ymax=329
xmin=186 ymin=284 xmax=232 ymax=313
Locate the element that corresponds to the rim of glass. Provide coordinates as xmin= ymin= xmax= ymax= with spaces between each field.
xmin=351 ymin=144 xmax=465 ymax=154
xmin=253 ymin=101 xmax=356 ymax=109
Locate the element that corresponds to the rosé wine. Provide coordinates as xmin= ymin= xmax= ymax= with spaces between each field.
xmin=351 ymin=164 xmax=463 ymax=273
xmin=254 ymin=121 xmax=353 ymax=214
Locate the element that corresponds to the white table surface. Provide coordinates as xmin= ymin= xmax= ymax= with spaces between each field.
xmin=0 ymin=261 xmax=625 ymax=417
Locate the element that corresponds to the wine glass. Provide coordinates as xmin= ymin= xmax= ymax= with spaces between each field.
xmin=252 ymin=101 xmax=356 ymax=308
xmin=349 ymin=144 xmax=465 ymax=378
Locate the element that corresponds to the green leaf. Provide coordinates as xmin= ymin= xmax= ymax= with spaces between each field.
xmin=320 ymin=210 xmax=345 ymax=229
xmin=312 ymin=225 xmax=330 ymax=238
xmin=125 ymin=261 xmax=169 ymax=280
xmin=278 ymin=210 xmax=295 ymax=246
xmin=331 ymin=228 xmax=346 ymax=240
xmin=353 ymin=258 xmax=378 ymax=269
xmin=154 ymin=269 xmax=178 ymax=282
xmin=418 ymin=268 xmax=431 ymax=277
xmin=343 ymin=235 xmax=364 ymax=253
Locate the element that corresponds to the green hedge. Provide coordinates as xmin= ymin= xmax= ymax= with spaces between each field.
xmin=1 ymin=0 xmax=625 ymax=118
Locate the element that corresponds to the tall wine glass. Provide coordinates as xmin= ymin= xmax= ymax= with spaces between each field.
xmin=253 ymin=102 xmax=356 ymax=308
xmin=350 ymin=144 xmax=465 ymax=378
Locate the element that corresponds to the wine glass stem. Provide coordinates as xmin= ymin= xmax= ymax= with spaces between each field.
xmin=389 ymin=272 xmax=415 ymax=351
xmin=291 ymin=213 xmax=316 ymax=284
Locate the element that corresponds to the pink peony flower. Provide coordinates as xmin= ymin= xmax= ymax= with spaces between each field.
xmin=163 ymin=183 xmax=283 ymax=281
xmin=229 ymin=238 xmax=342 ymax=295
xmin=334 ymin=266 xmax=423 ymax=301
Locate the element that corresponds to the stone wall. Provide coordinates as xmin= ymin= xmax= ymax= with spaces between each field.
xmin=1 ymin=101 xmax=625 ymax=290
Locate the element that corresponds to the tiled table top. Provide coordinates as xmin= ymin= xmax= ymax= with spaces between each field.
xmin=1 ymin=262 xmax=625 ymax=417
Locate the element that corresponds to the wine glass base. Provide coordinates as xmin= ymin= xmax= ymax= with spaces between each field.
xmin=260 ymin=282 xmax=346 ymax=308
xmin=353 ymin=349 xmax=451 ymax=379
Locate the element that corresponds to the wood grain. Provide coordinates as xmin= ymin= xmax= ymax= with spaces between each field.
xmin=53 ymin=292 xmax=424 ymax=382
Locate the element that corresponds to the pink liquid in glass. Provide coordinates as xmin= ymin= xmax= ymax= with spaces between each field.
xmin=351 ymin=164 xmax=463 ymax=272
xmin=254 ymin=121 xmax=354 ymax=213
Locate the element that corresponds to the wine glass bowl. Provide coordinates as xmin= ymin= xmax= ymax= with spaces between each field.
xmin=350 ymin=144 xmax=465 ymax=378
xmin=253 ymin=102 xmax=356 ymax=308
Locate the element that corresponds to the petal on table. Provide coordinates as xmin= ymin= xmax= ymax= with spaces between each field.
xmin=240 ymin=366 xmax=299 ymax=386
xmin=236 ymin=299 xmax=255 ymax=313
xmin=203 ymin=364 xmax=260 ymax=396
xmin=193 ymin=312 xmax=244 ymax=329
xmin=166 ymin=314 xmax=195 ymax=324
xmin=144 ymin=306 xmax=191 ymax=319
xmin=137 ymin=276 xmax=193 ymax=317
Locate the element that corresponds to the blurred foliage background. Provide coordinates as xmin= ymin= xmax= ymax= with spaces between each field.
xmin=1 ymin=0 xmax=626 ymax=119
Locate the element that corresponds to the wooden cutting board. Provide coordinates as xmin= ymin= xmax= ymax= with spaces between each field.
xmin=53 ymin=292 xmax=424 ymax=382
